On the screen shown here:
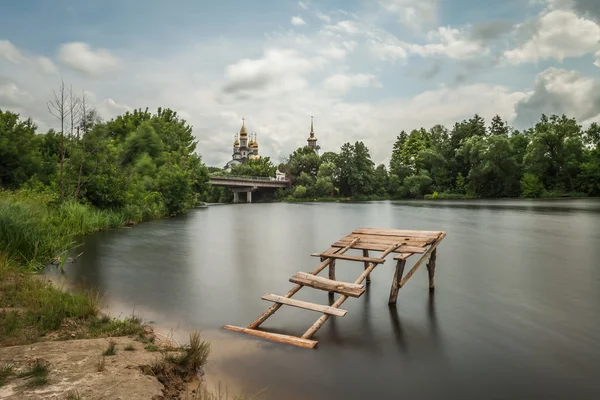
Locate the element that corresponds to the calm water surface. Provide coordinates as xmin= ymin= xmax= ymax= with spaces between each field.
xmin=49 ymin=200 xmax=600 ymax=399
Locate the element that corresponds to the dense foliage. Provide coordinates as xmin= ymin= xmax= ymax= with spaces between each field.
xmin=275 ymin=114 xmax=600 ymax=200
xmin=1 ymin=106 xmax=209 ymax=219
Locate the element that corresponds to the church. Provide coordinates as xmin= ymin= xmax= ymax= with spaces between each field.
xmin=224 ymin=117 xmax=320 ymax=171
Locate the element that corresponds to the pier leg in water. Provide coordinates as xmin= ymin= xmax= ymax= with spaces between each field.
xmin=388 ymin=259 xmax=406 ymax=304
xmin=363 ymin=249 xmax=371 ymax=283
xmin=233 ymin=192 xmax=239 ymax=204
xmin=328 ymin=260 xmax=336 ymax=292
xmin=426 ymin=249 xmax=437 ymax=290
xmin=247 ymin=191 xmax=252 ymax=203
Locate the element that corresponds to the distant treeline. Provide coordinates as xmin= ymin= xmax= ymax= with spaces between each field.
xmin=212 ymin=113 xmax=599 ymax=201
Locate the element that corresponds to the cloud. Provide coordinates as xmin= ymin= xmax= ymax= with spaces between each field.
xmin=317 ymin=13 xmax=331 ymax=23
xmin=503 ymin=10 xmax=600 ymax=64
xmin=514 ymin=68 xmax=600 ymax=127
xmin=220 ymin=49 xmax=320 ymax=100
xmin=369 ymin=26 xmax=488 ymax=61
xmin=378 ymin=0 xmax=438 ymax=29
xmin=291 ymin=16 xmax=306 ymax=26
xmin=323 ymin=73 xmax=381 ymax=94
xmin=469 ymin=20 xmax=514 ymax=42
xmin=298 ymin=1 xmax=308 ymax=9
xmin=324 ymin=20 xmax=365 ymax=35
xmin=595 ymin=51 xmax=600 ymax=67
xmin=420 ymin=60 xmax=443 ymax=79
xmin=58 ymin=42 xmax=120 ymax=76
xmin=0 ymin=79 xmax=33 ymax=108
xmin=0 ymin=40 xmax=24 ymax=63
xmin=0 ymin=40 xmax=57 ymax=75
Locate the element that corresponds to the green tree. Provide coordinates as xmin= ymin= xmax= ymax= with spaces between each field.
xmin=520 ymin=173 xmax=544 ymax=198
xmin=0 ymin=110 xmax=44 ymax=188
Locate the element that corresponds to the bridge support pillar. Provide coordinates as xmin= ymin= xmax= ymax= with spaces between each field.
xmin=247 ymin=191 xmax=252 ymax=203
xmin=233 ymin=192 xmax=239 ymax=204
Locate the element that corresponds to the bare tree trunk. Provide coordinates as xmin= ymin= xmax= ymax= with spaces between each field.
xmin=48 ymin=78 xmax=71 ymax=201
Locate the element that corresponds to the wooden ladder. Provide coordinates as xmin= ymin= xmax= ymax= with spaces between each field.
xmin=224 ymin=238 xmax=402 ymax=348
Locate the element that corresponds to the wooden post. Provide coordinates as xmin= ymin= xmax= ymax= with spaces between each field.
xmin=363 ymin=249 xmax=371 ymax=283
xmin=426 ymin=248 xmax=437 ymax=290
xmin=328 ymin=259 xmax=336 ymax=293
xmin=399 ymin=233 xmax=446 ymax=288
xmin=247 ymin=238 xmax=359 ymax=329
xmin=388 ymin=259 xmax=406 ymax=304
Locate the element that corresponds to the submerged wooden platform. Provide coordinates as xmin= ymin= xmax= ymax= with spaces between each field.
xmin=223 ymin=227 xmax=446 ymax=349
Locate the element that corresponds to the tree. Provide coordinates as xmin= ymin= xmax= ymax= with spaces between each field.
xmin=47 ymin=79 xmax=71 ymax=200
xmin=523 ymin=114 xmax=585 ymax=193
xmin=0 ymin=110 xmax=43 ymax=188
xmin=520 ymin=173 xmax=544 ymax=198
xmin=230 ymin=157 xmax=276 ymax=177
xmin=489 ymin=115 xmax=509 ymax=136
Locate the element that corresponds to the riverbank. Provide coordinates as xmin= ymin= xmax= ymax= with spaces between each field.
xmin=0 ymin=190 xmax=243 ymax=399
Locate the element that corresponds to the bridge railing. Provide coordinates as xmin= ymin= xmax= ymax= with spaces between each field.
xmin=209 ymin=173 xmax=288 ymax=182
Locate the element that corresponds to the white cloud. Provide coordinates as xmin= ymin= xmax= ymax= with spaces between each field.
xmin=35 ymin=57 xmax=58 ymax=75
xmin=0 ymin=80 xmax=33 ymax=108
xmin=410 ymin=26 xmax=488 ymax=59
xmin=298 ymin=1 xmax=308 ymax=9
xmin=0 ymin=40 xmax=57 ymax=75
xmin=291 ymin=16 xmax=306 ymax=26
xmin=378 ymin=0 xmax=438 ymax=29
xmin=317 ymin=13 xmax=331 ymax=23
xmin=0 ymin=40 xmax=25 ymax=63
xmin=58 ymin=42 xmax=120 ymax=76
xmin=323 ymin=73 xmax=381 ymax=94
xmin=595 ymin=50 xmax=600 ymax=67
xmin=504 ymin=10 xmax=600 ymax=64
xmin=220 ymin=49 xmax=321 ymax=100
xmin=369 ymin=26 xmax=487 ymax=61
xmin=515 ymin=67 xmax=600 ymax=126
xmin=324 ymin=20 xmax=365 ymax=35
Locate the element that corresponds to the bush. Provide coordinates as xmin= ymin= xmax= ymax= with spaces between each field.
xmin=424 ymin=192 xmax=466 ymax=200
xmin=520 ymin=173 xmax=544 ymax=198
xmin=293 ymin=185 xmax=307 ymax=198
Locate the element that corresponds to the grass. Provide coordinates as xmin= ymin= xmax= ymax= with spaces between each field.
xmin=0 ymin=364 xmax=14 ymax=387
xmin=65 ymin=390 xmax=81 ymax=400
xmin=103 ymin=340 xmax=117 ymax=356
xmin=97 ymin=355 xmax=105 ymax=372
xmin=0 ymin=190 xmax=128 ymax=271
xmin=17 ymin=359 xmax=49 ymax=387
xmin=124 ymin=343 xmax=136 ymax=351
xmin=145 ymin=344 xmax=159 ymax=352
xmin=141 ymin=331 xmax=212 ymax=398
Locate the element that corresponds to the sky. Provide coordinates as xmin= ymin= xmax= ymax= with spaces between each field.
xmin=1 ymin=0 xmax=599 ymax=167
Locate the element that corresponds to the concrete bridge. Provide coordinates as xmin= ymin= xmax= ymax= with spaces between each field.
xmin=209 ymin=174 xmax=291 ymax=203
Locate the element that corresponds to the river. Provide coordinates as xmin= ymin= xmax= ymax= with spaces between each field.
xmin=46 ymin=199 xmax=600 ymax=399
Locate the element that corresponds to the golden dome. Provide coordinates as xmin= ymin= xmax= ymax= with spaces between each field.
xmin=239 ymin=118 xmax=248 ymax=137
xmin=252 ymin=133 xmax=259 ymax=148
xmin=234 ymin=138 xmax=240 ymax=147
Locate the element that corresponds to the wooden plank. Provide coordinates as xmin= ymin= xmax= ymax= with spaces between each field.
xmin=354 ymin=228 xmax=442 ymax=239
xmin=347 ymin=233 xmax=428 ymax=244
xmin=310 ymin=253 xmax=386 ymax=264
xmin=290 ymin=272 xmax=365 ymax=298
xmin=399 ymin=232 xmax=446 ymax=287
xmin=301 ymin=241 xmax=403 ymax=340
xmin=261 ymin=294 xmax=347 ymax=316
xmin=223 ymin=325 xmax=318 ymax=349
xmin=247 ymin=238 xmax=359 ymax=329
xmin=331 ymin=241 xmax=428 ymax=254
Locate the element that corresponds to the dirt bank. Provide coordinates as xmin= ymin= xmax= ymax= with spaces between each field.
xmin=0 ymin=336 xmax=165 ymax=399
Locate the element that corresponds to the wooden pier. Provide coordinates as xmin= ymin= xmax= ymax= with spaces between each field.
xmin=224 ymin=227 xmax=446 ymax=348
